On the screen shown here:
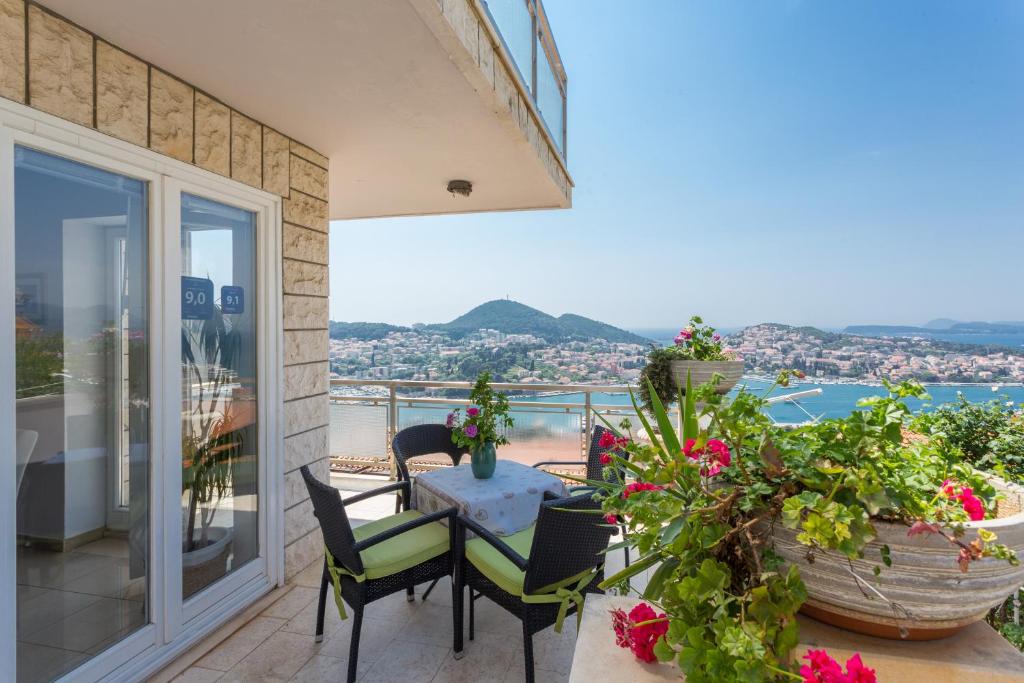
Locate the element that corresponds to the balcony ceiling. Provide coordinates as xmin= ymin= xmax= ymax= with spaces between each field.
xmin=39 ymin=0 xmax=569 ymax=219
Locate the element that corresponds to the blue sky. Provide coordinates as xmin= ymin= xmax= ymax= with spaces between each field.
xmin=330 ymin=0 xmax=1024 ymax=331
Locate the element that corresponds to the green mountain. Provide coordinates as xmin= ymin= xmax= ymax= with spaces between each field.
xmin=431 ymin=300 xmax=651 ymax=344
xmin=328 ymin=321 xmax=410 ymax=340
xmin=329 ymin=300 xmax=652 ymax=344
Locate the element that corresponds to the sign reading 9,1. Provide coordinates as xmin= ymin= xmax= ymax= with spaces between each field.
xmin=181 ymin=276 xmax=214 ymax=320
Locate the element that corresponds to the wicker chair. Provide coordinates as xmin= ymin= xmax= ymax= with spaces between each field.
xmin=454 ymin=492 xmax=615 ymax=683
xmin=391 ymin=424 xmax=469 ymax=600
xmin=392 ymin=424 xmax=469 ymax=513
xmin=532 ymin=424 xmax=628 ymax=488
xmin=533 ymin=424 xmax=631 ymax=569
xmin=300 ymin=465 xmax=458 ymax=683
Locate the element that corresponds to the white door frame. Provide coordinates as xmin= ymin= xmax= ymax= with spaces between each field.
xmin=0 ymin=98 xmax=284 ymax=683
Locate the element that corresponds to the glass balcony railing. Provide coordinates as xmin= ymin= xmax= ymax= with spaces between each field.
xmin=481 ymin=0 xmax=567 ymax=157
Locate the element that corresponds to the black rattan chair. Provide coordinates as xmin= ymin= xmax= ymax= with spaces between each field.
xmin=534 ymin=424 xmax=631 ymax=570
xmin=300 ymin=465 xmax=458 ymax=683
xmin=454 ymin=492 xmax=615 ymax=683
xmin=391 ymin=424 xmax=469 ymax=600
xmin=392 ymin=424 xmax=469 ymax=513
xmin=532 ymin=424 xmax=627 ymax=488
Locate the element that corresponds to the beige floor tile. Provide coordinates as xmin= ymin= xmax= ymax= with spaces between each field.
xmin=196 ymin=616 xmax=287 ymax=671
xmin=74 ymin=537 xmax=131 ymax=559
xmin=396 ymin=599 xmax=459 ymax=648
xmin=289 ymin=560 xmax=324 ymax=589
xmin=288 ymin=654 xmax=349 ymax=682
xmin=21 ymin=596 xmax=145 ymax=653
xmin=502 ymin=664 xmax=568 ymax=683
xmin=172 ymin=666 xmax=224 ymax=682
xmin=260 ymin=586 xmax=319 ymax=620
xmin=220 ymin=630 xmax=320 ymax=682
xmin=17 ymin=586 xmax=103 ymax=634
xmin=434 ymin=630 xmax=518 ymax=682
xmin=513 ymin=625 xmax=578 ymax=675
xmin=317 ymin=614 xmax=404 ymax=667
xmin=359 ymin=640 xmax=450 ymax=683
xmin=280 ymin=594 xmax=345 ymax=640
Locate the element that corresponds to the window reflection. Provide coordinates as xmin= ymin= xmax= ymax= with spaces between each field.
xmin=180 ymin=193 xmax=258 ymax=598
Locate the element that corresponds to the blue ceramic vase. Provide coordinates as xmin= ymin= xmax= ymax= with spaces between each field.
xmin=470 ymin=441 xmax=496 ymax=479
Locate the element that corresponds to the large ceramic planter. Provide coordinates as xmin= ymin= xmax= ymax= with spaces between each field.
xmin=182 ymin=526 xmax=233 ymax=598
xmin=670 ymin=360 xmax=744 ymax=395
xmin=769 ymin=476 xmax=1024 ymax=640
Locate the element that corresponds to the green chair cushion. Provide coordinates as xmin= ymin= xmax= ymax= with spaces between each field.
xmin=352 ymin=509 xmax=450 ymax=579
xmin=465 ymin=525 xmax=595 ymax=597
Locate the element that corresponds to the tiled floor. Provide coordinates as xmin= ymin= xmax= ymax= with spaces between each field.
xmin=17 ymin=537 xmax=147 ymax=682
xmin=170 ymin=488 xmax=647 ymax=683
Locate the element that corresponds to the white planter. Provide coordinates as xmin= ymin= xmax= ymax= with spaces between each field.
xmin=183 ymin=526 xmax=234 ymax=598
xmin=770 ymin=476 xmax=1024 ymax=640
xmin=669 ymin=360 xmax=744 ymax=394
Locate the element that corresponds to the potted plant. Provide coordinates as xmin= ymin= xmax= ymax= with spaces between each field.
xmin=639 ymin=315 xmax=743 ymax=413
xmin=447 ymin=371 xmax=514 ymax=479
xmin=181 ymin=305 xmax=245 ymax=597
xmin=586 ymin=373 xmax=1021 ymax=681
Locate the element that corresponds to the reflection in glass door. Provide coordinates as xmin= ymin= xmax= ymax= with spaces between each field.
xmin=13 ymin=147 xmax=150 ymax=682
xmin=180 ymin=193 xmax=258 ymax=599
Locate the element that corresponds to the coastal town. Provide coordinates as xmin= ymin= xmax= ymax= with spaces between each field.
xmin=329 ymin=321 xmax=1024 ymax=389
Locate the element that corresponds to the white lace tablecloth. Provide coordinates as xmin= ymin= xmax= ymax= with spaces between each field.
xmin=412 ymin=460 xmax=567 ymax=536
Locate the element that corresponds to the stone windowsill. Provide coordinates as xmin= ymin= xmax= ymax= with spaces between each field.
xmin=569 ymin=594 xmax=1024 ymax=682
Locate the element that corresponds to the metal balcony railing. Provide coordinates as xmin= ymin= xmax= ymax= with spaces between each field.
xmin=328 ymin=378 xmax=824 ymax=477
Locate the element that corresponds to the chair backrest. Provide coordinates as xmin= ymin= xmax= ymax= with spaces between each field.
xmin=587 ymin=424 xmax=627 ymax=483
xmin=522 ymin=493 xmax=615 ymax=595
xmin=300 ymin=465 xmax=363 ymax=576
xmin=392 ymin=424 xmax=468 ymax=482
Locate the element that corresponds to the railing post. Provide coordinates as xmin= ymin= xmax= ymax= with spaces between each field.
xmin=582 ymin=390 xmax=592 ymax=459
xmin=388 ymin=384 xmax=398 ymax=480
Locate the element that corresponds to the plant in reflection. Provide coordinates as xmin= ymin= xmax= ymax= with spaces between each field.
xmin=15 ymin=332 xmax=64 ymax=398
xmin=586 ymin=373 xmax=1017 ymax=681
xmin=181 ymin=303 xmax=244 ymax=553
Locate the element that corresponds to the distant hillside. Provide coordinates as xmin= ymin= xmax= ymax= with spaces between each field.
xmin=328 ymin=321 xmax=410 ymax=340
xmin=845 ymin=321 xmax=1024 ymax=337
xmin=845 ymin=324 xmax=931 ymax=336
xmin=924 ymin=318 xmax=960 ymax=330
xmin=329 ymin=300 xmax=652 ymax=344
xmin=431 ymin=300 xmax=651 ymax=344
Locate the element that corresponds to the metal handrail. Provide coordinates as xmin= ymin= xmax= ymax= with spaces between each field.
xmin=330 ymin=378 xmax=634 ymax=393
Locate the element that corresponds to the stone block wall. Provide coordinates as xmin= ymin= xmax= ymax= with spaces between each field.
xmin=437 ymin=0 xmax=572 ymax=202
xmin=0 ymin=0 xmax=331 ymax=579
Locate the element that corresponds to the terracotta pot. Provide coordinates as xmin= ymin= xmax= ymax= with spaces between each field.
xmin=769 ymin=476 xmax=1024 ymax=640
xmin=669 ymin=360 xmax=744 ymax=394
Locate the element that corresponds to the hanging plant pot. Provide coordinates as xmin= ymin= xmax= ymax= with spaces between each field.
xmin=769 ymin=475 xmax=1024 ymax=640
xmin=670 ymin=360 xmax=744 ymax=395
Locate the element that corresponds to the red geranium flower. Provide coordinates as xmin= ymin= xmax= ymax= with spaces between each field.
xmin=683 ymin=438 xmax=731 ymax=476
xmin=599 ymin=431 xmax=617 ymax=449
xmin=621 ymin=482 xmax=663 ymax=499
xmin=799 ymin=649 xmax=876 ymax=683
xmin=610 ymin=603 xmax=668 ymax=663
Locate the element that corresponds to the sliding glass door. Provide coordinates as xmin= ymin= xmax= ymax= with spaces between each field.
xmin=13 ymin=147 xmax=150 ymax=682
xmin=2 ymin=123 xmax=282 ymax=682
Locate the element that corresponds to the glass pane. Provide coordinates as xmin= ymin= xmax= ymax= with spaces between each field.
xmin=483 ymin=0 xmax=534 ymax=88
xmin=14 ymin=146 xmax=150 ymax=682
xmin=180 ymin=193 xmax=258 ymax=599
xmin=537 ymin=41 xmax=564 ymax=154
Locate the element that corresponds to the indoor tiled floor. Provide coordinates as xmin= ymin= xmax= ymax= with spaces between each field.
xmin=17 ymin=537 xmax=147 ymax=682
xmin=170 ymin=486 xmax=647 ymax=683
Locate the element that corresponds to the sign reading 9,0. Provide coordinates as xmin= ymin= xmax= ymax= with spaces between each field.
xmin=181 ymin=276 xmax=214 ymax=320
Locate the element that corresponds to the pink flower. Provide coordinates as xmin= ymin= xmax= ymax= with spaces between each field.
xmin=712 ymin=333 xmax=721 ymax=342
xmin=622 ymin=482 xmax=663 ymax=499
xmin=466 ymin=407 xmax=480 ymax=417
xmin=600 ymin=452 xmax=613 ymax=465
xmin=674 ymin=328 xmax=693 ymax=345
xmin=464 ymin=424 xmax=478 ymax=438
xmin=610 ymin=603 xmax=668 ymax=663
xmin=445 ymin=412 xmax=456 ymax=428
xmin=683 ymin=438 xmax=731 ymax=476
xmin=941 ymin=481 xmax=986 ymax=521
xmin=604 ymin=514 xmax=619 ymax=525
xmin=599 ymin=431 xmax=617 ymax=449
xmin=799 ymin=649 xmax=875 ymax=683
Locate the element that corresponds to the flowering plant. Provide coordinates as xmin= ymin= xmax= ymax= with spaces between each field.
xmin=584 ymin=372 xmax=1017 ymax=682
xmin=639 ymin=315 xmax=736 ymax=412
xmin=447 ymin=371 xmax=514 ymax=450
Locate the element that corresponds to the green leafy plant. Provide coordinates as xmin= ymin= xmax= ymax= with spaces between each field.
xmin=584 ymin=374 xmax=1017 ymax=682
xmin=913 ymin=396 xmax=1024 ymax=483
xmin=447 ymin=371 xmax=514 ymax=450
xmin=639 ymin=315 xmax=736 ymax=412
xmin=181 ymin=305 xmax=244 ymax=553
